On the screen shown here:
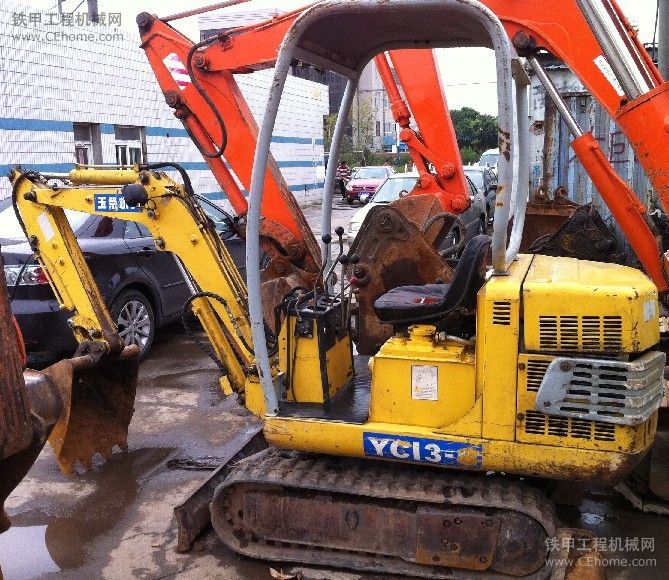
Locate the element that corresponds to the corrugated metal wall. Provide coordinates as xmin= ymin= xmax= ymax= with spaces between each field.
xmin=529 ymin=60 xmax=655 ymax=256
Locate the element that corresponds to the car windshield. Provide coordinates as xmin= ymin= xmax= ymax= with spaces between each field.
xmin=0 ymin=202 xmax=89 ymax=240
xmin=197 ymin=197 xmax=236 ymax=239
xmin=480 ymin=153 xmax=498 ymax=167
xmin=464 ymin=170 xmax=484 ymax=189
xmin=371 ymin=177 xmax=417 ymax=203
xmin=352 ymin=167 xmax=389 ymax=180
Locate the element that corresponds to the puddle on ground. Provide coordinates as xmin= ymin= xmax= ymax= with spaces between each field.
xmin=0 ymin=525 xmax=59 ymax=579
xmin=0 ymin=447 xmax=174 ymax=577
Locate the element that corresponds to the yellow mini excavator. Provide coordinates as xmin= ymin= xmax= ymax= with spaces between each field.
xmin=6 ymin=1 xmax=667 ymax=578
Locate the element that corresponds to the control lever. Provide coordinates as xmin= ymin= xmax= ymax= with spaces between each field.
xmin=313 ymin=233 xmax=332 ymax=304
xmin=342 ymin=254 xmax=359 ymax=327
xmin=323 ymin=227 xmax=346 ymax=291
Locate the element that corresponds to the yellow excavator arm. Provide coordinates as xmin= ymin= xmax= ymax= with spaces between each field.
xmin=9 ymin=166 xmax=260 ymax=400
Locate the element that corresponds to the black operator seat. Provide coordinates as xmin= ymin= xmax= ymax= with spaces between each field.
xmin=374 ymin=235 xmax=492 ymax=327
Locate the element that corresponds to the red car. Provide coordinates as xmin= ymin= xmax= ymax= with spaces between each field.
xmin=345 ymin=166 xmax=395 ymax=204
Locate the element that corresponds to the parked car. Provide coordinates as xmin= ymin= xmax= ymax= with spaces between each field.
xmin=344 ymin=166 xmax=394 ymax=205
xmin=348 ymin=172 xmax=487 ymax=250
xmin=478 ymin=148 xmax=499 ymax=171
xmin=464 ymin=165 xmax=498 ymax=222
xmin=1 ymin=196 xmax=243 ymax=360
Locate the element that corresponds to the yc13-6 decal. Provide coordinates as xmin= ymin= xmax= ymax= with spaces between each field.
xmin=363 ymin=432 xmax=482 ymax=468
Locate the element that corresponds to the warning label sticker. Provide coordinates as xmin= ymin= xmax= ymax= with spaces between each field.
xmin=411 ymin=365 xmax=438 ymax=401
xmin=163 ymin=52 xmax=191 ymax=91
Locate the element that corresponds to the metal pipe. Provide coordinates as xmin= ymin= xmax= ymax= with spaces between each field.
xmin=162 ymin=0 xmax=251 ymax=23
xmin=321 ymin=78 xmax=358 ymax=275
xmin=506 ymin=70 xmax=530 ymax=263
xmin=660 ymin=0 xmax=669 ymax=80
xmin=575 ymin=0 xmax=652 ymax=99
xmin=527 ymin=57 xmax=584 ymax=138
xmin=245 ymin=24 xmax=297 ymax=417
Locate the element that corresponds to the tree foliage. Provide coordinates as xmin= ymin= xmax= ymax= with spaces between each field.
xmin=450 ymin=107 xmax=498 ymax=162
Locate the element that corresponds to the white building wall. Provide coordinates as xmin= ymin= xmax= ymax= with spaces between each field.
xmin=0 ymin=2 xmax=328 ymax=209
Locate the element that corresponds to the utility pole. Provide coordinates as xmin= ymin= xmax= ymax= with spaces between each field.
xmin=660 ymin=0 xmax=669 ymax=80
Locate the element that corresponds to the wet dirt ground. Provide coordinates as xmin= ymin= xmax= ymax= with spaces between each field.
xmin=2 ymin=200 xmax=669 ymax=579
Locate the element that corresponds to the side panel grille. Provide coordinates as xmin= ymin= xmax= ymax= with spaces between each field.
xmin=518 ymin=354 xmax=629 ymax=446
xmin=526 ymin=359 xmax=551 ymax=392
xmin=492 ymin=301 xmax=511 ymax=325
xmin=538 ymin=315 xmax=622 ymax=352
xmin=522 ymin=411 xmax=617 ymax=442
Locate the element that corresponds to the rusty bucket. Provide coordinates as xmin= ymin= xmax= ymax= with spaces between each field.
xmin=43 ymin=346 xmax=139 ymax=475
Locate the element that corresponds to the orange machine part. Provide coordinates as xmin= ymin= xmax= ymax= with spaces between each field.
xmin=139 ymin=15 xmax=320 ymax=267
xmin=571 ymin=132 xmax=669 ymax=292
xmin=375 ymin=51 xmax=470 ymax=214
xmin=615 ymin=82 xmax=669 ymax=215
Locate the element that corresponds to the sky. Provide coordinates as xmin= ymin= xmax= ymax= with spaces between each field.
xmin=23 ymin=0 xmax=660 ymax=115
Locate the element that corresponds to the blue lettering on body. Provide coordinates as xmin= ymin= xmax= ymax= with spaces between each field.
xmin=94 ymin=194 xmax=140 ymax=213
xmin=363 ymin=432 xmax=482 ymax=468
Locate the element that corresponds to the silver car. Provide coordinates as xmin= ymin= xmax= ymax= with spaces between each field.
xmin=464 ymin=165 xmax=498 ymax=223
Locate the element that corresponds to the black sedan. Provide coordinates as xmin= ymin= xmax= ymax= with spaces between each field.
xmin=0 ymin=197 xmax=244 ymax=360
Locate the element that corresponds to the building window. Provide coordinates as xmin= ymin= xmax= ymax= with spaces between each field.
xmin=114 ymin=125 xmax=146 ymax=166
xmin=376 ymin=121 xmax=381 ymax=137
xmin=73 ymin=123 xmax=102 ymax=165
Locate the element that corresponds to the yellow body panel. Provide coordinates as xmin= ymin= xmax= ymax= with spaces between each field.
xmin=370 ymin=326 xmax=476 ymax=428
xmin=263 ymin=415 xmax=653 ymax=484
xmin=279 ymin=313 xmax=353 ymax=403
xmin=478 ymin=254 xmax=533 ymax=441
xmin=523 ymin=255 xmax=659 ymax=353
xmin=264 ymin=254 xmax=660 ymax=485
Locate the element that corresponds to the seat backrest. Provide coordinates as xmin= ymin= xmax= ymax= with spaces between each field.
xmin=442 ymin=235 xmax=492 ymax=313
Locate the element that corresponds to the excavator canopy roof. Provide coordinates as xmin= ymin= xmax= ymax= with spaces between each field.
xmin=281 ymin=0 xmax=496 ymax=77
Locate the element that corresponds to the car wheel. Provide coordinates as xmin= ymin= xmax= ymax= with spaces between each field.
xmin=346 ymin=197 xmax=353 ymax=205
xmin=111 ymin=289 xmax=155 ymax=360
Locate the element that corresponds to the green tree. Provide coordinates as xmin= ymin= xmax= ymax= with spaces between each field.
xmin=450 ymin=107 xmax=498 ymax=162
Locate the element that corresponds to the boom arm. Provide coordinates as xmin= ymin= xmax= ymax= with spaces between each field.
xmin=9 ymin=168 xmax=258 ymax=398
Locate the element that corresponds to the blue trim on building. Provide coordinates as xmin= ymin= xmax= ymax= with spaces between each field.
xmin=0 ymin=118 xmax=324 ymax=148
xmin=177 ymin=160 xmax=322 ymax=170
xmin=145 ymin=126 xmax=189 ymax=138
xmin=0 ymin=118 xmax=73 ymax=132
xmin=196 ymin=181 xmax=325 ymax=202
xmin=289 ymin=181 xmax=325 ymax=192
xmin=0 ymin=163 xmax=76 ymax=174
xmin=271 ymin=136 xmax=324 ymax=146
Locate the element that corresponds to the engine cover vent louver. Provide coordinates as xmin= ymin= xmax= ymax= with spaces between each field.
xmin=492 ymin=301 xmax=511 ymax=325
xmin=538 ymin=315 xmax=622 ymax=352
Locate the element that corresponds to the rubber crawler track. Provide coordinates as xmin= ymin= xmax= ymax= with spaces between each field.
xmin=211 ymin=448 xmax=558 ymax=579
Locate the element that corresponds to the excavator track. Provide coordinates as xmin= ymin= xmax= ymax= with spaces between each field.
xmin=211 ymin=448 xmax=558 ymax=578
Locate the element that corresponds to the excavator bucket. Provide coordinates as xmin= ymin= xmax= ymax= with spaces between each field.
xmin=517 ymin=187 xmax=582 ymax=252
xmin=42 ymin=346 xmax=140 ymax=475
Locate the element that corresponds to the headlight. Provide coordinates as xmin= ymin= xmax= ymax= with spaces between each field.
xmin=3 ymin=264 xmax=49 ymax=287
